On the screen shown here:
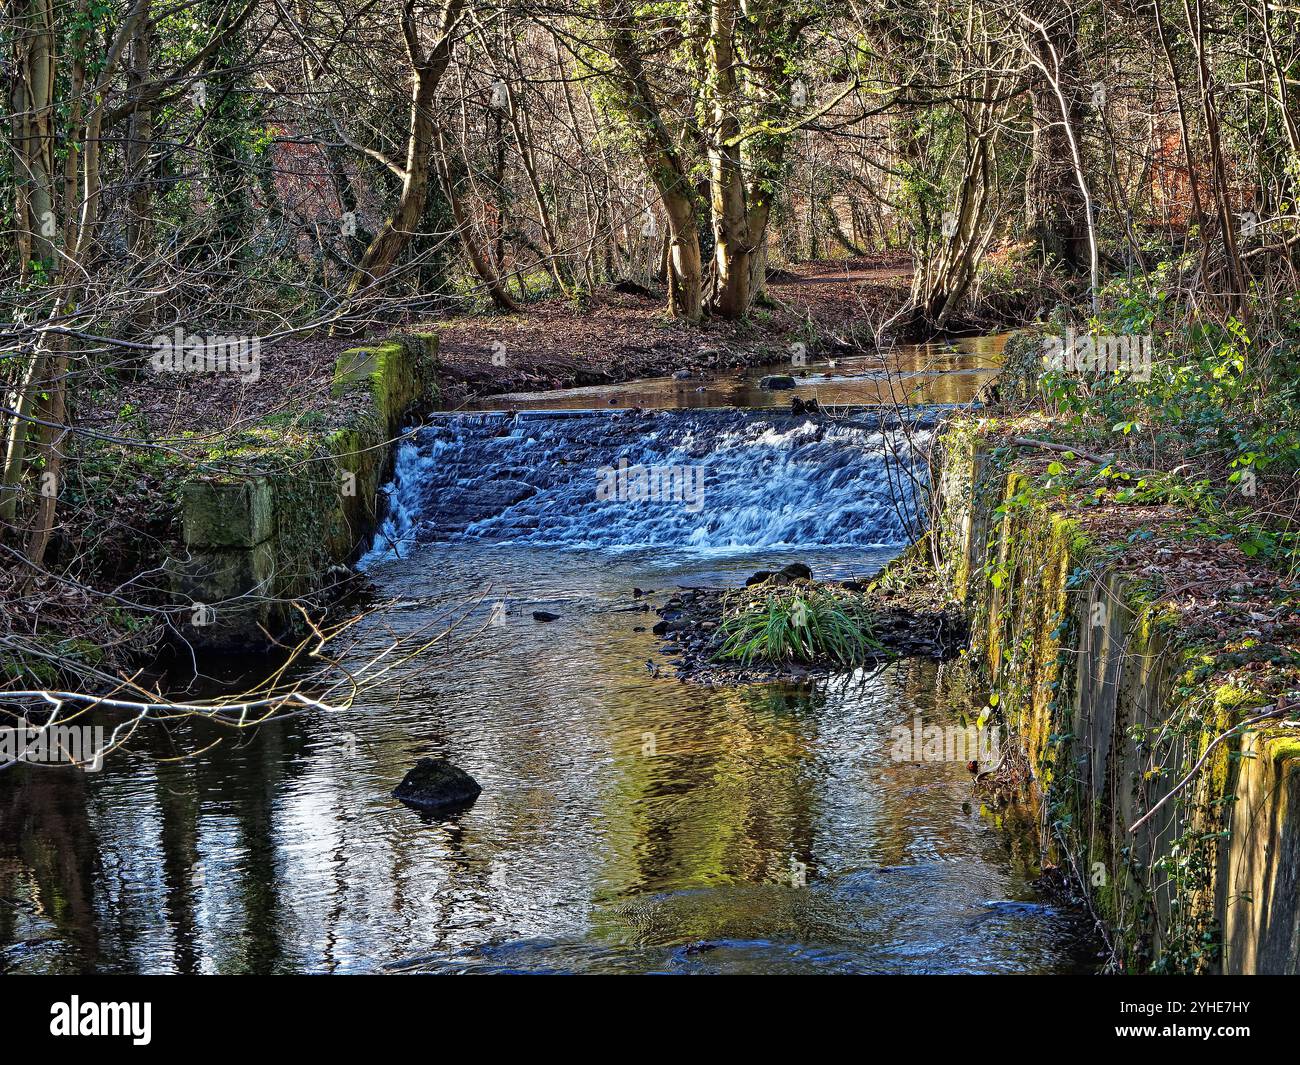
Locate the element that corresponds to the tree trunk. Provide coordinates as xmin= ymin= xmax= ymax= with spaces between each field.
xmin=124 ymin=13 xmax=156 ymax=256
xmin=435 ymin=132 xmax=521 ymax=312
xmin=597 ymin=0 xmax=703 ymax=321
xmin=9 ymin=0 xmax=57 ymax=269
xmin=1024 ymin=7 xmax=1089 ymax=269
xmin=346 ymin=0 xmax=466 ymax=296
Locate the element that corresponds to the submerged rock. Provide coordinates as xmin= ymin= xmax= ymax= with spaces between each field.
xmin=759 ymin=374 xmax=797 ymax=390
xmin=392 ymin=758 xmax=482 ymax=812
xmin=532 ymin=610 xmax=561 ymax=622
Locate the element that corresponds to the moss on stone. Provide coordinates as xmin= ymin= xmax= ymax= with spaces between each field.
xmin=933 ymin=410 xmax=1298 ymax=973
xmin=181 ymin=476 xmax=274 ymax=548
xmin=169 ymin=331 xmax=437 ymax=649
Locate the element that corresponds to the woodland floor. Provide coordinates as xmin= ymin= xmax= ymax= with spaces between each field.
xmin=80 ymin=253 xmax=914 ymax=440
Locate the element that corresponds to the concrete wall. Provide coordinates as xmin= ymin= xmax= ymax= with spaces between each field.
xmin=932 ymin=415 xmax=1300 ymax=973
xmin=167 ymin=334 xmax=438 ymax=649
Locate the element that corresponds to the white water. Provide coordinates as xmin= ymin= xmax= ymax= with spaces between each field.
xmin=361 ymin=409 xmax=934 ymax=566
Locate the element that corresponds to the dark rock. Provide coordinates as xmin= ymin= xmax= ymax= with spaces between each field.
xmin=392 ymin=758 xmax=481 ymax=812
xmin=532 ymin=610 xmax=561 ymax=622
xmin=672 ymin=369 xmax=692 ymax=380
xmin=652 ymin=620 xmax=670 ymax=635
xmin=745 ymin=561 xmax=812 ymax=587
xmin=760 ymin=374 xmax=797 ymax=390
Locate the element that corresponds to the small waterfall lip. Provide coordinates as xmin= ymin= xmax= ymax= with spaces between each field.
xmin=451 ymin=402 xmax=962 ymax=425
xmin=360 ymin=405 xmax=947 ymax=568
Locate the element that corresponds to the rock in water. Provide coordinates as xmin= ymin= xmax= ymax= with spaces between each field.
xmin=745 ymin=561 xmax=813 ymax=587
xmin=532 ymin=610 xmax=561 ymax=622
xmin=759 ymin=375 xmax=797 ymax=390
xmin=392 ymin=758 xmax=482 ymax=812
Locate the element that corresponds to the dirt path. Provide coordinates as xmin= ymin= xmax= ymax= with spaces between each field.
xmin=780 ymin=261 xmax=913 ymax=287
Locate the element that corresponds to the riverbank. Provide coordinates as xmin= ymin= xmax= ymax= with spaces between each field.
xmin=2 ymin=333 xmax=439 ymax=687
xmin=923 ymin=349 xmax=1300 ymax=974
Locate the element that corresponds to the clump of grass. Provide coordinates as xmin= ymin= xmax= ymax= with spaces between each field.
xmin=714 ymin=586 xmax=885 ymax=666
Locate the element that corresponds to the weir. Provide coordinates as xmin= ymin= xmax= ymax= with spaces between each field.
xmin=2 ymin=372 xmax=1107 ymax=973
xmin=362 ymin=406 xmax=941 ymax=564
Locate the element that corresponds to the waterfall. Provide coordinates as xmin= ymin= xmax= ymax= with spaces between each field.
xmin=361 ymin=408 xmax=936 ymax=566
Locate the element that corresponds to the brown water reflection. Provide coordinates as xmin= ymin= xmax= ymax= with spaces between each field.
xmin=463 ymin=333 xmax=1007 ymax=412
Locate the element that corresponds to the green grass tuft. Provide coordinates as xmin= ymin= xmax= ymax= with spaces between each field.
xmin=714 ymin=586 xmax=885 ymax=666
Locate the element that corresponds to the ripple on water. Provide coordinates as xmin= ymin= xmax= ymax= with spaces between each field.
xmin=0 ymin=382 xmax=1098 ymax=975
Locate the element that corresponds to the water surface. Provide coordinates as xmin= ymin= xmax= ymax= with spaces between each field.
xmin=462 ymin=333 xmax=1006 ymax=412
xmin=0 ymin=342 xmax=1097 ymax=975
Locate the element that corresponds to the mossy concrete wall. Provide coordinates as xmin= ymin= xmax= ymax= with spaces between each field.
xmin=1222 ymin=729 xmax=1300 ymax=973
xmin=932 ymin=415 xmax=1300 ymax=973
xmin=168 ymin=334 xmax=438 ymax=649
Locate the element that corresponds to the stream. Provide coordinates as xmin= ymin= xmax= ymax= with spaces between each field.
xmin=0 ymin=335 xmax=1099 ymax=974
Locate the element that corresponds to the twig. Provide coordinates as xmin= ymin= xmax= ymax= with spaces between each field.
xmin=1128 ymin=705 xmax=1295 ymax=834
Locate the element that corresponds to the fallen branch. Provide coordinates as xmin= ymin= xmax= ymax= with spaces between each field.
xmin=1011 ymin=436 xmax=1115 ymax=467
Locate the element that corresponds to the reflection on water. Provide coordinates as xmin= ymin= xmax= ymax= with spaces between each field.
xmin=0 ymin=545 xmax=1096 ymax=974
xmin=463 ymin=333 xmax=1007 ymax=412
